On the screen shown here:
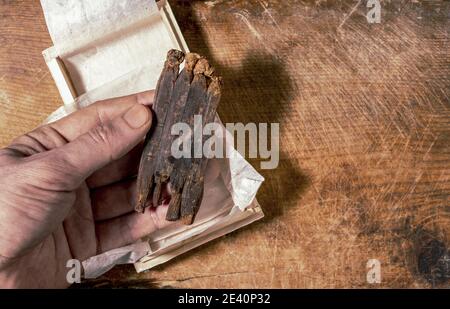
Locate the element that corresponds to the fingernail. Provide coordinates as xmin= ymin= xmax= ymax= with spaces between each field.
xmin=123 ymin=105 xmax=150 ymax=129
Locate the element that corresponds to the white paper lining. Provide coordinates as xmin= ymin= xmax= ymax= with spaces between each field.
xmin=41 ymin=0 xmax=178 ymax=96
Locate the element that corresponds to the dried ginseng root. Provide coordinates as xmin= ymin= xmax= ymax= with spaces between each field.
xmin=168 ymin=63 xmax=222 ymax=224
xmin=153 ymin=53 xmax=201 ymax=211
xmin=135 ymin=49 xmax=185 ymax=213
xmin=135 ymin=49 xmax=222 ymax=226
xmin=179 ymin=76 xmax=222 ymax=224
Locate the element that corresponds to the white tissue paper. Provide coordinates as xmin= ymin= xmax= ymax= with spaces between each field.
xmin=41 ymin=0 xmax=264 ymax=278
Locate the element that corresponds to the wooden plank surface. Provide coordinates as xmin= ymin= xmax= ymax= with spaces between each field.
xmin=0 ymin=0 xmax=449 ymax=288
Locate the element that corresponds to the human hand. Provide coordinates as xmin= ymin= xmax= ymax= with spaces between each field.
xmin=0 ymin=92 xmax=170 ymax=288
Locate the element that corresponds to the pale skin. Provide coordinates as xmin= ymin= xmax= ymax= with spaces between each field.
xmin=0 ymin=91 xmax=170 ymax=288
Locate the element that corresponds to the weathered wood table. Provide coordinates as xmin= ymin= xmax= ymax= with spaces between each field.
xmin=0 ymin=0 xmax=448 ymax=288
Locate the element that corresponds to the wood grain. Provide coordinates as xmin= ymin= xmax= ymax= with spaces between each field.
xmin=1 ymin=0 xmax=449 ymax=288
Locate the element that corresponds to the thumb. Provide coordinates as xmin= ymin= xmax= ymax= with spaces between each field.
xmin=53 ymin=104 xmax=152 ymax=188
